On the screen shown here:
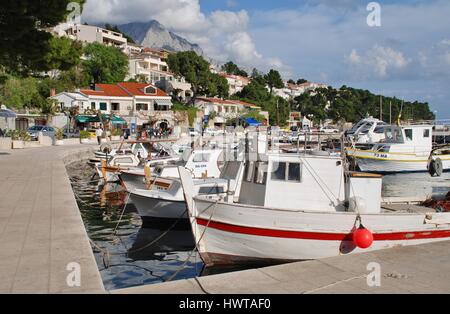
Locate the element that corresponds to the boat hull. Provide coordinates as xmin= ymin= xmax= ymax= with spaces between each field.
xmin=189 ymin=199 xmax=450 ymax=266
xmin=130 ymin=192 xmax=187 ymax=219
xmin=347 ymin=149 xmax=450 ymax=173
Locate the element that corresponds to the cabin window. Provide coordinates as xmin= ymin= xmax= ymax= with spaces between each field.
xmin=424 ymin=129 xmax=430 ymax=138
xmin=405 ymin=129 xmax=413 ymax=141
xmin=198 ymin=186 xmax=225 ymax=195
xmin=271 ymin=162 xmax=302 ymax=182
xmin=193 ymin=153 xmax=210 ymax=162
xmin=113 ymin=157 xmax=134 ymax=165
xmin=271 ymin=162 xmax=286 ymax=181
xmin=288 ymin=163 xmax=302 ymax=182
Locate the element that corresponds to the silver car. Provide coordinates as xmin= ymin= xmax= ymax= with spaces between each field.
xmin=27 ymin=125 xmax=55 ymax=140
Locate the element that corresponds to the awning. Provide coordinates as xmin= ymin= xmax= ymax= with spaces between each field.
xmin=75 ymin=115 xmax=127 ymax=125
xmin=154 ymin=99 xmax=173 ymax=107
xmin=0 ymin=108 xmax=17 ymax=118
xmin=110 ymin=115 xmax=127 ymax=125
xmin=75 ymin=115 xmax=97 ymax=123
xmin=245 ymin=118 xmax=262 ymax=126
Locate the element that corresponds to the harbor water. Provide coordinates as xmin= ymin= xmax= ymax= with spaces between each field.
xmin=67 ymin=161 xmax=450 ymax=290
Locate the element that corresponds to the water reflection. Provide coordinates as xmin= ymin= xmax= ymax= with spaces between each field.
xmin=67 ymin=161 xmax=202 ymax=290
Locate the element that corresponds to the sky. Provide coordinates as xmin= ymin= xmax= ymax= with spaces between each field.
xmin=81 ymin=0 xmax=450 ymax=118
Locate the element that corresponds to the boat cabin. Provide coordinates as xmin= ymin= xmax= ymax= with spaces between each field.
xmin=373 ymin=125 xmax=433 ymax=154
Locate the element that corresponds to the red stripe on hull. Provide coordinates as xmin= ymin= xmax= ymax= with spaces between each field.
xmin=196 ymin=218 xmax=450 ymax=241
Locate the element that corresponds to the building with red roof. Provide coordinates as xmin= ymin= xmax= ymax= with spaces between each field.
xmin=75 ymin=83 xmax=175 ymax=128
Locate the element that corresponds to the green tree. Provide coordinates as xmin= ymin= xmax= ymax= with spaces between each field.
xmin=208 ymin=73 xmax=229 ymax=98
xmin=82 ymin=43 xmax=129 ymax=84
xmin=221 ymin=61 xmax=248 ymax=77
xmin=0 ymin=76 xmax=42 ymax=109
xmin=296 ymin=78 xmax=308 ymax=85
xmin=264 ymin=69 xmax=284 ymax=94
xmin=0 ymin=0 xmax=85 ymax=75
xmin=167 ymin=51 xmax=228 ymax=104
xmin=44 ymin=36 xmax=83 ymax=77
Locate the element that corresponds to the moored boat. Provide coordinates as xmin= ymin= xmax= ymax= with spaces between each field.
xmin=178 ymin=145 xmax=450 ymax=266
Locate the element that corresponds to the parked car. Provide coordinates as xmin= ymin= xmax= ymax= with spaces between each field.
xmin=27 ymin=125 xmax=55 ymax=140
xmin=320 ymin=126 xmax=340 ymax=134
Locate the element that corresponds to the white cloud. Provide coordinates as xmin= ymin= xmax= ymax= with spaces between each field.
xmin=347 ymin=45 xmax=410 ymax=79
xmin=81 ymin=0 xmax=286 ymax=73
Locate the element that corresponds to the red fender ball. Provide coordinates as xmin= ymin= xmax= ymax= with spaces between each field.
xmin=353 ymin=227 xmax=374 ymax=249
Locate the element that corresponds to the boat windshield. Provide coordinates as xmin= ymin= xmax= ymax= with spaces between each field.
xmin=385 ymin=127 xmax=404 ymax=143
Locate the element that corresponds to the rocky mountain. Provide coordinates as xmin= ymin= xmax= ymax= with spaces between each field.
xmin=117 ymin=20 xmax=204 ymax=56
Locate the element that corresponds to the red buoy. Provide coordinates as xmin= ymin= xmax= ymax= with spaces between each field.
xmin=353 ymin=226 xmax=374 ymax=249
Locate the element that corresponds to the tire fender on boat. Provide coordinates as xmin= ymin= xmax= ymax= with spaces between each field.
xmin=429 ymin=158 xmax=443 ymax=177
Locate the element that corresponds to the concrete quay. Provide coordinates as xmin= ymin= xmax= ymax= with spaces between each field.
xmin=0 ymin=144 xmax=104 ymax=293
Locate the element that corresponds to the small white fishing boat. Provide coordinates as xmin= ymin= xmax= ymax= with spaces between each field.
xmin=347 ymin=124 xmax=450 ymax=174
xmin=178 ymin=144 xmax=450 ymax=266
xmin=345 ymin=117 xmax=387 ymax=146
xmin=122 ymin=149 xmax=225 ymax=219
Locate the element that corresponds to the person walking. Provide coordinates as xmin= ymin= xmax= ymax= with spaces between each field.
xmin=96 ymin=126 xmax=103 ymax=145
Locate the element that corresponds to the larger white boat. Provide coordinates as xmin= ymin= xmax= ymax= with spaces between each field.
xmin=121 ymin=149 xmax=226 ymax=220
xmin=178 ymin=143 xmax=450 ymax=266
xmin=347 ymin=124 xmax=450 ymax=173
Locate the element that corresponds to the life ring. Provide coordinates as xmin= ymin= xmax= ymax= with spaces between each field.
xmin=429 ymin=158 xmax=443 ymax=177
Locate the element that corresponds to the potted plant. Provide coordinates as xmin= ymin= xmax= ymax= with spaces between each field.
xmin=80 ymin=130 xmax=91 ymax=144
xmin=110 ymin=128 xmax=123 ymax=141
xmin=54 ymin=128 xmax=65 ymax=146
xmin=7 ymin=130 xmax=31 ymax=149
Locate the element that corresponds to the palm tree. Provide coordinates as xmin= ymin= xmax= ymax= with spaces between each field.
xmin=40 ymin=99 xmax=60 ymax=125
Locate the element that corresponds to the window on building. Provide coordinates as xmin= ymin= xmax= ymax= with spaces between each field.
xmin=111 ymin=103 xmax=120 ymax=111
xmin=145 ymin=86 xmax=156 ymax=94
xmin=405 ymin=129 xmax=413 ymax=141
xmin=424 ymin=129 xmax=430 ymax=138
xmin=136 ymin=103 xmax=148 ymax=111
xmin=99 ymin=102 xmax=107 ymax=111
xmin=91 ymin=102 xmax=96 ymax=110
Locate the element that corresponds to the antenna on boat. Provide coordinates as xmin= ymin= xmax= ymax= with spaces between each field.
xmin=397 ymin=101 xmax=404 ymax=126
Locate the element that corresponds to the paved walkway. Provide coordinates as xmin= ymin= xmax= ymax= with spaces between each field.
xmin=113 ymin=240 xmax=450 ymax=294
xmin=0 ymin=145 xmax=104 ymax=293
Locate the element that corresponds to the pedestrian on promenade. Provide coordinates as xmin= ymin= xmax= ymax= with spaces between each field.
xmin=96 ymin=126 xmax=103 ymax=145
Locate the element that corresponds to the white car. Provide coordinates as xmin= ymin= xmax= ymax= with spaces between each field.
xmin=320 ymin=126 xmax=340 ymax=134
xmin=204 ymin=128 xmax=225 ymax=136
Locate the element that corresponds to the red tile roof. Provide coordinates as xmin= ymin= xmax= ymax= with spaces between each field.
xmin=196 ymin=98 xmax=259 ymax=108
xmin=196 ymin=97 xmax=235 ymax=105
xmin=80 ymin=83 xmax=169 ymax=98
xmin=118 ymin=82 xmax=169 ymax=97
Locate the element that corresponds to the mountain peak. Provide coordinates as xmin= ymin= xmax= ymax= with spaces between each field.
xmin=118 ymin=20 xmax=204 ymax=56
